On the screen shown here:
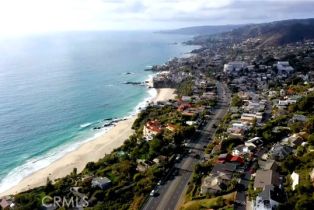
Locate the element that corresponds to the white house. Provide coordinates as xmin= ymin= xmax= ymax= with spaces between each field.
xmin=253 ymin=185 xmax=281 ymax=210
xmin=276 ymin=61 xmax=294 ymax=75
xmin=223 ymin=61 xmax=247 ymax=74
xmin=291 ymin=171 xmax=299 ymax=191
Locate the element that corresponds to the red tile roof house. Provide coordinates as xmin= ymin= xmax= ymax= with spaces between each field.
xmin=229 ymin=155 xmax=245 ymax=164
xmin=217 ymin=153 xmax=232 ymax=163
xmin=217 ymin=154 xmax=244 ymax=165
xmin=177 ymin=103 xmax=192 ymax=112
xmin=143 ymin=120 xmax=162 ymax=141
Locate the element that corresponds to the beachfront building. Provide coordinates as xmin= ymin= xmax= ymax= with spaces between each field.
xmin=143 ymin=120 xmax=162 ymax=141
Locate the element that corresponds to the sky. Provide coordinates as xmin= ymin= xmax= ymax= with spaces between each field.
xmin=0 ymin=0 xmax=314 ymax=36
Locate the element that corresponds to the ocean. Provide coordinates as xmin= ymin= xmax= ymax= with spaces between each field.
xmin=0 ymin=31 xmax=197 ymax=192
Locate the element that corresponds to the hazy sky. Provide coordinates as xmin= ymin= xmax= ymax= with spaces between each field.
xmin=0 ymin=0 xmax=313 ymax=36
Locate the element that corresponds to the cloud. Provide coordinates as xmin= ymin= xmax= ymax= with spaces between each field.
xmin=0 ymin=0 xmax=313 ymax=35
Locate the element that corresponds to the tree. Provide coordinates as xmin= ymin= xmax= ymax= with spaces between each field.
xmin=45 ymin=177 xmax=55 ymax=193
xmin=231 ymin=95 xmax=243 ymax=107
xmin=295 ymin=196 xmax=314 ymax=210
xmin=305 ymin=117 xmax=314 ymax=133
xmin=148 ymin=138 xmax=162 ymax=158
xmin=280 ymin=155 xmax=300 ymax=174
xmin=308 ymin=133 xmax=314 ymax=146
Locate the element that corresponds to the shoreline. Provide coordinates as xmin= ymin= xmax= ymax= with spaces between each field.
xmin=0 ymin=88 xmax=176 ymax=197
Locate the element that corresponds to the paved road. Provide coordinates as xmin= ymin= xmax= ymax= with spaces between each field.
xmin=142 ymin=81 xmax=231 ymax=210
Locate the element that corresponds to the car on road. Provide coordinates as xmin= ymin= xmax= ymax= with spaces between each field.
xmin=175 ymin=155 xmax=181 ymax=162
xmin=157 ymin=180 xmax=165 ymax=186
xmin=150 ymin=188 xmax=158 ymax=196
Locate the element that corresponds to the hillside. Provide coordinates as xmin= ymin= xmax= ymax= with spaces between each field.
xmin=226 ymin=18 xmax=314 ymax=46
xmin=159 ymin=25 xmax=242 ymax=35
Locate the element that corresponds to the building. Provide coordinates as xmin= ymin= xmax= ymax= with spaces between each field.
xmin=253 ymin=185 xmax=283 ymax=210
xmin=232 ymin=145 xmax=251 ymax=156
xmin=91 ymin=177 xmax=112 ymax=189
xmin=258 ymin=160 xmax=278 ymax=171
xmin=254 ymin=170 xmax=280 ymax=190
xmin=217 ymin=153 xmax=232 ymax=163
xmin=241 ymin=113 xmax=257 ymax=124
xmin=200 ymin=174 xmax=228 ymax=194
xmin=269 ymin=143 xmax=293 ymax=161
xmin=223 ymin=61 xmax=247 ymax=74
xmin=0 ymin=197 xmax=14 ymax=210
xmin=245 ymin=137 xmax=263 ymax=148
xmin=276 ymin=61 xmax=294 ymax=75
xmin=291 ymin=171 xmax=299 ymax=191
xmin=143 ymin=120 xmax=162 ymax=141
xmin=280 ymin=134 xmax=304 ymax=148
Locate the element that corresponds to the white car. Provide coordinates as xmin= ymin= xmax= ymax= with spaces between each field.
xmin=150 ymin=189 xmax=157 ymax=196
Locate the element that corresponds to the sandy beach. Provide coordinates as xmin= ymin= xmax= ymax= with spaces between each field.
xmin=0 ymin=88 xmax=176 ymax=196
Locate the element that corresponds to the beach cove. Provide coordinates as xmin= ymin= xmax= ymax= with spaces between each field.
xmin=0 ymin=88 xmax=176 ymax=196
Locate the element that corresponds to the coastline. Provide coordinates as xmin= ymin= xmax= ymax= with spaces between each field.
xmin=0 ymin=88 xmax=177 ymax=196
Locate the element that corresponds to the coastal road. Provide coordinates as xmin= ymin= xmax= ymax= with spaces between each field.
xmin=142 ymin=81 xmax=231 ymax=210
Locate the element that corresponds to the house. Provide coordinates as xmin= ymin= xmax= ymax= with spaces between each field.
xmin=0 ymin=196 xmax=14 ymax=210
xmin=153 ymin=155 xmax=167 ymax=164
xmin=211 ymin=162 xmax=239 ymax=175
xmin=136 ymin=160 xmax=150 ymax=172
xmin=276 ymin=61 xmax=294 ymax=75
xmin=254 ymin=170 xmax=280 ymax=190
xmin=202 ymin=92 xmax=216 ymax=100
xmin=227 ymin=123 xmax=248 ymax=139
xmin=253 ymin=185 xmax=283 ymax=210
xmin=143 ymin=120 xmax=162 ymax=141
xmin=229 ymin=155 xmax=244 ymax=164
xmin=217 ymin=153 xmax=232 ymax=163
xmin=269 ymin=143 xmax=293 ymax=161
xmin=181 ymin=96 xmax=192 ymax=102
xmin=182 ymin=107 xmax=204 ymax=117
xmin=280 ymin=134 xmax=304 ymax=148
xmin=241 ymin=113 xmax=257 ymax=124
xmin=245 ymin=137 xmax=263 ymax=148
xmin=230 ymin=106 xmax=239 ymax=113
xmin=291 ymin=114 xmax=307 ymax=123
xmin=223 ymin=61 xmax=247 ymax=74
xmin=232 ymin=145 xmax=251 ymax=156
xmin=277 ymin=99 xmax=297 ymax=109
xmin=91 ymin=177 xmax=112 ymax=190
xmin=200 ymin=174 xmax=228 ymax=194
xmin=177 ymin=103 xmax=192 ymax=112
xmin=258 ymin=160 xmax=278 ymax=171
xmin=291 ymin=171 xmax=299 ymax=191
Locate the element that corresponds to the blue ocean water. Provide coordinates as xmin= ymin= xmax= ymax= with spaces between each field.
xmin=0 ymin=31 xmax=196 ymax=192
